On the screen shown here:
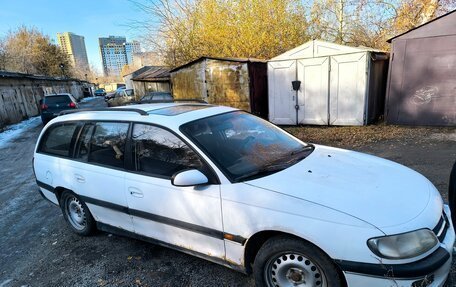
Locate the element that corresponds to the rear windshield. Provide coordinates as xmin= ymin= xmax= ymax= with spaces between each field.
xmin=45 ymin=95 xmax=71 ymax=105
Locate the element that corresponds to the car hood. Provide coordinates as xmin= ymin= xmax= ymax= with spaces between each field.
xmin=246 ymin=145 xmax=442 ymax=229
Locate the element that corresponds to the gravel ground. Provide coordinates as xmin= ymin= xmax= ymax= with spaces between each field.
xmin=0 ymin=98 xmax=455 ymax=286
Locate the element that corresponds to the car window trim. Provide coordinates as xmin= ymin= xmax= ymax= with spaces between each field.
xmin=129 ymin=122 xmax=220 ymax=184
xmin=39 ymin=119 xmax=220 ymax=184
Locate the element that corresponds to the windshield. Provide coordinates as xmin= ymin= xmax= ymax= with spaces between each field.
xmin=181 ymin=111 xmax=313 ymax=182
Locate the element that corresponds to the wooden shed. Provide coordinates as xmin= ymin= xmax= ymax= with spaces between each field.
xmin=169 ymin=57 xmax=268 ymax=119
xmin=130 ymin=66 xmax=172 ymax=99
xmin=386 ymin=10 xmax=456 ymax=126
xmin=268 ymin=40 xmax=389 ymax=126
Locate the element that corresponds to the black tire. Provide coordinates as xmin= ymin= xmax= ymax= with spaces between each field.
xmin=253 ymin=235 xmax=342 ymax=287
xmin=449 ymin=161 xmax=456 ymax=225
xmin=59 ymin=190 xmax=95 ymax=236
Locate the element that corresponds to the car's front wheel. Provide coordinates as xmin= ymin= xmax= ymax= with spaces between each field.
xmin=60 ymin=190 xmax=95 ymax=236
xmin=254 ymin=235 xmax=342 ymax=287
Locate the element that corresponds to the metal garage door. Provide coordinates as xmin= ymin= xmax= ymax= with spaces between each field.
xmin=297 ymin=57 xmax=329 ymax=125
xmin=268 ymin=60 xmax=297 ymax=125
xmin=395 ymin=36 xmax=456 ymax=125
xmin=330 ymin=53 xmax=367 ymax=125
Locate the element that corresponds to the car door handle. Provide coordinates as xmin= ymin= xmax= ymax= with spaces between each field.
xmin=128 ymin=187 xmax=143 ymax=198
xmin=75 ymin=174 xmax=85 ymax=183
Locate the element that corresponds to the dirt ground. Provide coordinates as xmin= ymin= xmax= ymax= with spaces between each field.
xmin=0 ymin=98 xmax=455 ymax=287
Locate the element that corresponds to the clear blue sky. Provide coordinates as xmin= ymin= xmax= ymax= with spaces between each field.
xmin=0 ymin=0 xmax=150 ymax=73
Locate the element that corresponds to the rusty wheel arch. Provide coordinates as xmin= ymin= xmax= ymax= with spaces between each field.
xmin=243 ymin=230 xmax=347 ymax=287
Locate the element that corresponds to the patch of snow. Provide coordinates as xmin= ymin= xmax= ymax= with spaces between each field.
xmin=80 ymin=96 xmax=97 ymax=103
xmin=0 ymin=116 xmax=41 ymax=148
xmin=0 ymin=279 xmax=13 ymax=287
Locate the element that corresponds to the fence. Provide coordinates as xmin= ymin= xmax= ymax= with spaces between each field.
xmin=0 ymin=71 xmax=90 ymax=128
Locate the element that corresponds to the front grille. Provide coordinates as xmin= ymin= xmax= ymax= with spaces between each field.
xmin=432 ymin=212 xmax=449 ymax=242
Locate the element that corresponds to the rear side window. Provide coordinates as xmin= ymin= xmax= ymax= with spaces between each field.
xmin=125 ymin=90 xmax=134 ymax=97
xmin=44 ymin=95 xmax=71 ymax=105
xmin=131 ymin=124 xmax=202 ymax=177
xmin=87 ymin=122 xmax=129 ymax=168
xmin=39 ymin=123 xmax=79 ymax=157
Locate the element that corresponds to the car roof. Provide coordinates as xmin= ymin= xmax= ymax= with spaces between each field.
xmin=45 ymin=93 xmax=72 ymax=97
xmin=50 ymin=103 xmax=239 ymax=130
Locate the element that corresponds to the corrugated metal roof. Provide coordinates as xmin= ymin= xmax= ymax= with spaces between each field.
xmin=387 ymin=9 xmax=456 ymax=43
xmin=131 ymin=66 xmax=171 ymax=82
xmin=123 ymin=66 xmax=154 ymax=77
xmin=169 ymin=56 xmax=267 ymax=73
xmin=0 ymin=70 xmax=88 ymax=82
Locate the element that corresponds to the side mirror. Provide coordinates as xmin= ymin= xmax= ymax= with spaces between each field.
xmin=172 ymin=169 xmax=208 ymax=187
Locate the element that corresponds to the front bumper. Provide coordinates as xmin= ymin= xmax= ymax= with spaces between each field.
xmin=340 ymin=205 xmax=455 ymax=287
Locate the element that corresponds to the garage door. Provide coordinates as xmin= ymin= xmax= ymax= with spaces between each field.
xmin=297 ymin=57 xmax=329 ymax=125
xmin=268 ymin=61 xmax=296 ymax=125
xmin=399 ymin=36 xmax=456 ymax=125
xmin=330 ymin=53 xmax=367 ymax=125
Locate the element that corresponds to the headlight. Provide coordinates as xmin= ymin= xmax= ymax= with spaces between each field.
xmin=367 ymin=229 xmax=438 ymax=259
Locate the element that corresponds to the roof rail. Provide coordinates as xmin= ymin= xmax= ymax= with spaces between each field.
xmin=59 ymin=108 xmax=148 ymax=116
xmin=134 ymin=99 xmax=208 ymax=104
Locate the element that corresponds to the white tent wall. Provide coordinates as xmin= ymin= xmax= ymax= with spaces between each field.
xmin=268 ymin=40 xmax=387 ymax=126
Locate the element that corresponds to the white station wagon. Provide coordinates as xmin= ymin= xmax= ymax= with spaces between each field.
xmin=33 ymin=103 xmax=455 ymax=287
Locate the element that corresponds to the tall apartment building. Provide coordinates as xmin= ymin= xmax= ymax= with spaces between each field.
xmin=125 ymin=41 xmax=141 ymax=65
xmin=99 ymin=36 xmax=141 ymax=76
xmin=57 ymin=32 xmax=89 ymax=69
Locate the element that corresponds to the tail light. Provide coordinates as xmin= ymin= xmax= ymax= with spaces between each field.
xmin=41 ymin=104 xmax=48 ymax=110
xmin=68 ymin=102 xmax=76 ymax=108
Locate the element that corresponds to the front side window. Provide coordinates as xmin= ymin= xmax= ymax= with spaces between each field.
xmin=87 ymin=122 xmax=129 ymax=168
xmin=132 ymin=124 xmax=202 ymax=177
xmin=39 ymin=123 xmax=79 ymax=157
xmin=181 ymin=111 xmax=313 ymax=182
xmin=75 ymin=123 xmax=95 ymax=161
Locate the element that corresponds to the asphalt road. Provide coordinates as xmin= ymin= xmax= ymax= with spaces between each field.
xmin=0 ymin=97 xmax=455 ymax=286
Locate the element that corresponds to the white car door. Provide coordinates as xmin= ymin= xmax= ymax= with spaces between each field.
xmin=124 ymin=123 xmax=225 ymax=259
xmin=62 ymin=121 xmax=134 ymax=232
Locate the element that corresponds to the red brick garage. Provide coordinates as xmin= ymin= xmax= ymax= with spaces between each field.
xmin=386 ymin=10 xmax=456 ymax=126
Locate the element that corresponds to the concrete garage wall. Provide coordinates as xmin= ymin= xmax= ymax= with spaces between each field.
xmin=0 ymin=74 xmax=88 ymax=128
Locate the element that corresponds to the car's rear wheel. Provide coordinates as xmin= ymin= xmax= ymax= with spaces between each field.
xmin=60 ymin=191 xmax=95 ymax=236
xmin=254 ymin=235 xmax=342 ymax=287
